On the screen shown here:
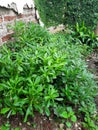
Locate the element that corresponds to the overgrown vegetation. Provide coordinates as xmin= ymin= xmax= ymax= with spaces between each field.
xmin=35 ymin=0 xmax=98 ymax=29
xmin=0 ymin=22 xmax=98 ymax=129
xmin=66 ymin=22 xmax=98 ymax=48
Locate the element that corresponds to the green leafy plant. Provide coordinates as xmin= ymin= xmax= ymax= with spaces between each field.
xmin=71 ymin=22 xmax=98 ymax=48
xmin=0 ymin=22 xmax=97 ymax=129
xmin=82 ymin=115 xmax=98 ymax=130
xmin=34 ymin=0 xmax=65 ymax=26
xmin=11 ymin=22 xmax=50 ymax=48
xmin=34 ymin=0 xmax=98 ymax=29
xmin=55 ymin=106 xmax=77 ymax=128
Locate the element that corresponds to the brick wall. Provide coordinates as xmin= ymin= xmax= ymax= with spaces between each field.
xmin=0 ymin=5 xmax=38 ymax=45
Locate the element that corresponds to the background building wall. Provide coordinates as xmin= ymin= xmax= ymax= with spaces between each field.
xmin=0 ymin=1 xmax=43 ymax=45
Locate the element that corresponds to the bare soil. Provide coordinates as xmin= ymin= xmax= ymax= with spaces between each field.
xmin=86 ymin=50 xmax=98 ymax=109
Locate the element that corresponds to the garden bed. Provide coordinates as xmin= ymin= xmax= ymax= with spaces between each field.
xmin=0 ymin=22 xmax=98 ymax=130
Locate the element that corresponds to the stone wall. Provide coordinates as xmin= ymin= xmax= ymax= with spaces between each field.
xmin=0 ymin=1 xmax=43 ymax=45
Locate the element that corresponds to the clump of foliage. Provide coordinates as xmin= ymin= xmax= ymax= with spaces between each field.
xmin=65 ymin=0 xmax=98 ymax=29
xmin=34 ymin=0 xmax=98 ymax=29
xmin=0 ymin=22 xmax=97 ymax=129
xmin=12 ymin=21 xmax=50 ymax=45
xmin=34 ymin=0 xmax=65 ymax=26
xmin=67 ymin=22 xmax=98 ymax=48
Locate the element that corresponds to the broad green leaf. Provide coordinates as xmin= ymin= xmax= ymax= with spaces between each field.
xmin=24 ymin=105 xmax=33 ymax=122
xmin=66 ymin=121 xmax=71 ymax=128
xmin=1 ymin=125 xmax=7 ymax=130
xmin=45 ymin=107 xmax=50 ymax=116
xmin=71 ymin=115 xmax=77 ymax=122
xmin=1 ymin=108 xmax=10 ymax=114
xmin=60 ymin=111 xmax=68 ymax=118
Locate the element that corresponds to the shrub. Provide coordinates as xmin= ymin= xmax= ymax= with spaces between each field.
xmin=65 ymin=0 xmax=98 ymax=29
xmin=34 ymin=0 xmax=65 ymax=26
xmin=34 ymin=0 xmax=98 ymax=29
xmin=0 ymin=22 xmax=97 ymax=129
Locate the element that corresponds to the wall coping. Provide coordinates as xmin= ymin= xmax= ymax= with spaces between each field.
xmin=0 ymin=0 xmax=35 ymax=14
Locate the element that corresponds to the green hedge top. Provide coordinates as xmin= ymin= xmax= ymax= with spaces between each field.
xmin=34 ymin=0 xmax=98 ymax=29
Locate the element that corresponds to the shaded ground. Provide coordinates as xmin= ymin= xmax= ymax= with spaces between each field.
xmin=0 ymin=50 xmax=98 ymax=130
xmin=86 ymin=50 xmax=98 ymax=109
xmin=0 ymin=113 xmax=60 ymax=130
xmin=0 ymin=113 xmax=84 ymax=130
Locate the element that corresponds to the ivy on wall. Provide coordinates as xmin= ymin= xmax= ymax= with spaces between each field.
xmin=34 ymin=0 xmax=98 ymax=28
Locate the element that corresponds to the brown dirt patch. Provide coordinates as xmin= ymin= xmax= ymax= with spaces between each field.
xmin=86 ymin=50 xmax=98 ymax=109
